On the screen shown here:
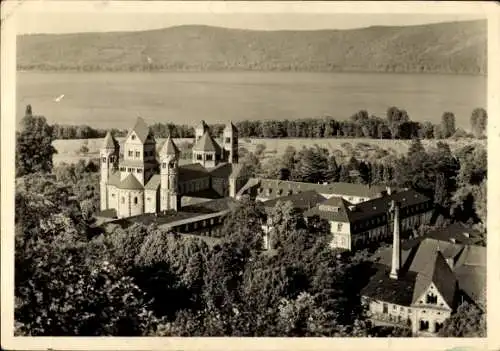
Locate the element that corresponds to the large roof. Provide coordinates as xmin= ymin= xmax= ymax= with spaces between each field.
xmin=108 ymin=170 xmax=121 ymax=187
xmin=120 ymin=173 xmax=144 ymax=190
xmin=262 ymin=190 xmax=327 ymax=212
xmin=239 ymin=178 xmax=388 ymax=200
xmin=126 ymin=117 xmax=152 ymax=143
xmin=192 ymin=131 xmax=221 ymax=153
xmin=304 ymin=188 xmax=431 ymax=226
xmin=361 ymin=263 xmax=418 ymax=306
xmin=422 ymin=222 xmax=483 ymax=246
xmin=144 ymin=174 xmax=161 ymax=190
xmin=364 ymin=238 xmax=457 ymax=309
xmin=178 ymin=163 xmax=209 ymax=181
xmin=159 ymin=136 xmax=180 ymax=156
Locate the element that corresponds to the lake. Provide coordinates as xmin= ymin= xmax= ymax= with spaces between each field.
xmin=17 ymin=71 xmax=486 ymax=130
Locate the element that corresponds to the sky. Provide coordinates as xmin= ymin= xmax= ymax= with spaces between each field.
xmin=15 ymin=3 xmax=486 ymax=35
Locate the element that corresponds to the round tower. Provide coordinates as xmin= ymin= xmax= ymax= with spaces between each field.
xmin=100 ymin=131 xmax=119 ymax=211
xmin=159 ymin=136 xmax=180 ymax=212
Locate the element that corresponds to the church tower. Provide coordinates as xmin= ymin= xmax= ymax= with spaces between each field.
xmin=195 ymin=120 xmax=209 ymax=142
xmin=100 ymin=131 xmax=119 ymax=211
xmin=223 ymin=121 xmax=238 ymax=164
xmin=159 ymin=136 xmax=180 ymax=212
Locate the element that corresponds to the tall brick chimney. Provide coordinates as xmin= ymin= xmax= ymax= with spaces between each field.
xmin=390 ymin=200 xmax=401 ymax=280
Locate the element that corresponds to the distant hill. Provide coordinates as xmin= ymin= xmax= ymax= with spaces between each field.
xmin=17 ymin=20 xmax=487 ymax=75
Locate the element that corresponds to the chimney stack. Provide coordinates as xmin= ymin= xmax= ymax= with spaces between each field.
xmin=390 ymin=200 xmax=401 ymax=280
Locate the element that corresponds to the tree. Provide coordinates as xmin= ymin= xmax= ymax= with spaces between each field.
xmin=441 ymin=112 xmax=456 ymax=138
xmin=470 ymin=107 xmax=487 ymax=138
xmin=16 ymin=108 xmax=57 ymax=177
xmin=407 ymin=138 xmax=425 ymax=157
xmin=438 ymin=301 xmax=486 ymax=337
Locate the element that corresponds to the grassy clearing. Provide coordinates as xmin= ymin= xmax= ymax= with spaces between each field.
xmin=52 ymin=137 xmax=486 ymax=165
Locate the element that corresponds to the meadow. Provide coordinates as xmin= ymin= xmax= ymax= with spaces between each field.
xmin=53 ymin=137 xmax=486 ymax=166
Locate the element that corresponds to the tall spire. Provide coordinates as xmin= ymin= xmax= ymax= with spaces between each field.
xmin=101 ymin=131 xmax=118 ymax=150
xmin=390 ymin=200 xmax=401 ymax=280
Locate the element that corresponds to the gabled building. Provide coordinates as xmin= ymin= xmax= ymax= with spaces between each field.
xmin=303 ymin=189 xmax=433 ymax=250
xmin=236 ymin=178 xmax=389 ymax=204
xmin=361 ymin=200 xmax=457 ymax=336
xmin=99 ymin=117 xmax=248 ymax=219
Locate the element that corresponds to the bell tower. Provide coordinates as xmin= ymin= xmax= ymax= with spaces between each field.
xmin=159 ymin=136 xmax=180 ymax=212
xmin=100 ymin=131 xmax=119 ymax=211
xmin=223 ymin=121 xmax=238 ymax=163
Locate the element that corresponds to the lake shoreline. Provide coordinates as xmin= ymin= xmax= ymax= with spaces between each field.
xmin=16 ymin=68 xmax=487 ymax=78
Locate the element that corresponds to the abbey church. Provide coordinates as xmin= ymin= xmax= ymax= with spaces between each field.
xmin=99 ymin=117 xmax=246 ymax=218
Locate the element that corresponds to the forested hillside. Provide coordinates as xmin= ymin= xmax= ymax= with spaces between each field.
xmin=17 ymin=20 xmax=486 ymax=74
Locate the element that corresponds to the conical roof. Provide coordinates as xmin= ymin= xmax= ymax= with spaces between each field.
xmin=120 ymin=173 xmax=144 ymax=190
xmin=192 ymin=131 xmax=221 ymax=153
xmin=101 ymin=131 xmax=117 ymax=149
xmin=159 ymin=136 xmax=180 ymax=156
xmin=196 ymin=120 xmax=209 ymax=132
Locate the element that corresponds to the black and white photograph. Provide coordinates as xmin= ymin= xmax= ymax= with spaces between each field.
xmin=1 ymin=1 xmax=498 ymax=349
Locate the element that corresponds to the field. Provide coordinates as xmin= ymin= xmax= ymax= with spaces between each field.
xmin=53 ymin=137 xmax=486 ymax=166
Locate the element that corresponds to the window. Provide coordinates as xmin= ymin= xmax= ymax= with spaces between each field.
xmin=135 ymin=151 xmax=140 ymax=158
xmin=419 ymin=320 xmax=429 ymax=331
xmin=137 ymin=168 xmax=143 ymax=173
xmin=225 ymin=137 xmax=231 ymax=143
xmin=128 ymin=151 xmax=133 ymax=157
xmin=162 ymin=162 xmax=166 ymax=169
xmin=128 ymin=168 xmax=133 ymax=172
xmin=408 ymin=309 xmax=412 ymax=313
xmin=337 ymin=223 xmax=343 ymax=232
xmin=197 ymin=154 xmax=203 ymax=161
xmin=383 ymin=303 xmax=388 ymax=314
xmin=426 ymin=293 xmax=438 ymax=304
xmin=102 ymin=157 xmax=106 ymax=163
xmin=121 ymin=197 xmax=125 ymax=204
xmin=206 ymin=154 xmax=213 ymax=161
xmin=393 ymin=305 xmax=397 ymax=310
xmin=120 ymin=167 xmax=125 ymax=172
xmin=111 ymin=194 xmax=115 ymax=198
xmin=131 ymin=135 xmax=136 ymax=140
xmin=147 ymin=197 xmax=151 ymax=201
